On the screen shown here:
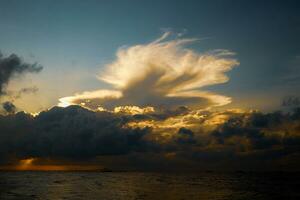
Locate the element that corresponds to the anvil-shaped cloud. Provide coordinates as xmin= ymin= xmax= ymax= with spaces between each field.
xmin=59 ymin=33 xmax=239 ymax=110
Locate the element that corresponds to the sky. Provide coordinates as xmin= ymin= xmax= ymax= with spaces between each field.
xmin=0 ymin=0 xmax=300 ymax=171
xmin=0 ymin=0 xmax=299 ymax=112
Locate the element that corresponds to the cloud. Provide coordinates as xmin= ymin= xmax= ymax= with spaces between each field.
xmin=176 ymin=127 xmax=196 ymax=144
xmin=0 ymin=106 xmax=154 ymax=163
xmin=282 ymin=95 xmax=300 ymax=107
xmin=14 ymin=86 xmax=39 ymax=99
xmin=0 ymin=105 xmax=300 ymax=171
xmin=0 ymin=52 xmax=43 ymax=96
xmin=1 ymin=101 xmax=16 ymax=114
xmin=59 ymin=32 xmax=238 ymax=110
xmin=0 ymin=38 xmax=299 ymax=171
xmin=4 ymin=86 xmax=39 ymax=102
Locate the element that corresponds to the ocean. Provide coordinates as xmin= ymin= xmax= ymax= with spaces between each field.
xmin=0 ymin=171 xmax=299 ymax=200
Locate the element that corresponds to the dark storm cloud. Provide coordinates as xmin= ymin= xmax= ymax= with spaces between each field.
xmin=176 ymin=128 xmax=196 ymax=144
xmin=0 ymin=105 xmax=300 ymax=170
xmin=0 ymin=52 xmax=43 ymax=95
xmin=0 ymin=106 xmax=153 ymax=162
xmin=211 ymin=113 xmax=279 ymax=150
xmin=2 ymin=101 xmax=16 ymax=114
xmin=208 ymin=109 xmax=300 ymax=156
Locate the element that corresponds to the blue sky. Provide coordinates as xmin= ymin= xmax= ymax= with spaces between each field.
xmin=0 ymin=0 xmax=299 ymax=112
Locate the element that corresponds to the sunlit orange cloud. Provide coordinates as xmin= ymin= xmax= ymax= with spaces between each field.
xmin=58 ymin=32 xmax=238 ymax=111
xmin=113 ymin=106 xmax=155 ymax=114
xmin=126 ymin=108 xmax=248 ymax=142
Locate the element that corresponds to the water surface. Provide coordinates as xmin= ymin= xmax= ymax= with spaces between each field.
xmin=0 ymin=171 xmax=299 ymax=200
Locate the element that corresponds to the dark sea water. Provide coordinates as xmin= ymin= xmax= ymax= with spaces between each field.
xmin=0 ymin=171 xmax=299 ymax=200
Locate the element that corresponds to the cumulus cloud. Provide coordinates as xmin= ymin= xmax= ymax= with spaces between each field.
xmin=0 ymin=105 xmax=300 ymax=171
xmin=0 ymin=106 xmax=153 ymax=163
xmin=0 ymin=52 xmax=43 ymax=96
xmin=59 ymin=32 xmax=238 ymax=110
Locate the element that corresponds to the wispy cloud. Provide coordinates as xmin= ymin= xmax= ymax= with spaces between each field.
xmin=59 ymin=32 xmax=238 ymax=110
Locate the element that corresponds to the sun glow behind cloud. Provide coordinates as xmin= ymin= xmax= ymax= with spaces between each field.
xmin=58 ymin=32 xmax=239 ymax=111
xmin=0 ymin=157 xmax=104 ymax=171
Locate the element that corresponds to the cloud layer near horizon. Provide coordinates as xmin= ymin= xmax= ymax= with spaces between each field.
xmin=1 ymin=105 xmax=300 ymax=171
xmin=59 ymin=33 xmax=238 ymax=110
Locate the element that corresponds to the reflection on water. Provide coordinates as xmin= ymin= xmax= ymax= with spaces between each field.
xmin=0 ymin=171 xmax=299 ymax=200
